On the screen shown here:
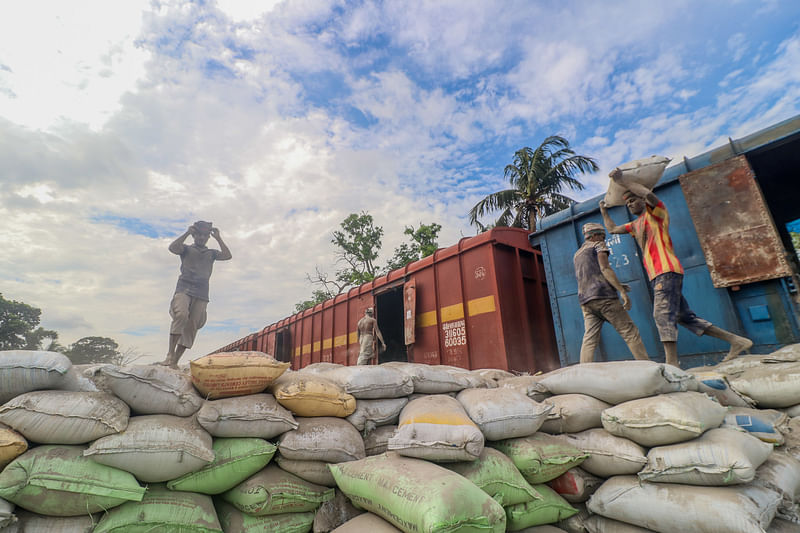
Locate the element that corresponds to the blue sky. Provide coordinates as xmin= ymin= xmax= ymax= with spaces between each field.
xmin=0 ymin=0 xmax=798 ymax=362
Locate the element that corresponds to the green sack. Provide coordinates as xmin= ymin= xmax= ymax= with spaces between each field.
xmin=215 ymin=500 xmax=314 ymax=533
xmin=167 ymin=438 xmax=277 ymax=494
xmin=444 ymin=447 xmax=540 ymax=506
xmin=505 ymin=485 xmax=577 ymax=531
xmin=0 ymin=445 xmax=144 ymax=517
xmin=489 ymin=434 xmax=588 ymax=484
xmin=330 ymin=452 xmax=507 ymax=533
xmin=94 ymin=484 xmax=222 ymax=533
xmin=221 ymin=464 xmax=334 ymax=516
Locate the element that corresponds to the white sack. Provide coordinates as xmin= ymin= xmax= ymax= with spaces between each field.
xmin=601 ymin=391 xmax=726 ymax=447
xmin=639 ymin=427 xmax=773 ymax=485
xmin=0 ymin=351 xmax=71 ymax=403
xmin=728 ymin=362 xmax=800 ymax=408
xmin=0 ymin=391 xmax=128 ymax=444
xmin=363 ymin=425 xmax=396 ymax=456
xmin=0 ymin=498 xmax=14 ymax=530
xmin=12 ymin=510 xmax=96 ymax=533
xmin=540 ymin=394 xmax=611 ymax=434
xmin=346 ymin=398 xmax=408 ymax=432
xmin=56 ymin=364 xmax=102 ymax=393
xmin=603 ymin=156 xmax=671 ymax=207
xmin=537 ymin=361 xmax=696 ymax=405
xmin=382 ymin=362 xmax=469 ymax=393
xmin=753 ymin=452 xmax=800 ymax=523
xmin=585 ymin=515 xmax=656 ymax=533
xmin=196 ymin=393 xmax=297 ymax=438
xmin=322 ymin=365 xmax=413 ymax=399
xmin=275 ymin=456 xmax=337 ymax=487
xmin=498 ymin=375 xmax=551 ymax=402
xmin=456 ymin=387 xmax=552 ymax=440
xmin=587 ymin=476 xmax=780 ymax=533
xmin=691 ymin=370 xmax=754 ymax=407
xmin=555 ymin=429 xmax=647 ymax=478
xmin=722 ymin=407 xmax=788 ymax=445
xmin=93 ymin=364 xmax=203 ymax=416
xmin=278 ymin=417 xmax=365 ymax=463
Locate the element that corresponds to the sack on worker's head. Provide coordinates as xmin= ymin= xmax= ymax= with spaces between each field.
xmin=553 ymin=429 xmax=647 ymax=478
xmin=540 ymin=394 xmax=611 ymax=434
xmin=269 ymin=372 xmax=356 ymax=417
xmin=83 ymin=414 xmax=214 ymax=483
xmin=0 ymin=445 xmax=145 ymax=517
xmin=166 ymin=437 xmax=277 ymax=495
xmin=603 ymin=155 xmax=670 ymax=207
xmin=456 ymin=388 xmax=552 ymax=440
xmin=537 ymin=361 xmax=696 ymax=405
xmin=0 ymin=390 xmax=129 ymax=445
xmin=601 ymin=391 xmax=726 ymax=447
xmin=443 ymin=447 xmax=540 ymax=506
xmin=94 ymin=364 xmax=204 ymax=416
xmin=196 ymin=393 xmax=298 ymax=438
xmin=329 ymin=452 xmax=507 ymax=533
xmin=388 ymin=394 xmax=484 ymax=462
xmin=489 ymin=433 xmax=588 ymax=484
xmin=191 ymin=351 xmax=289 ymax=400
xmin=93 ymin=484 xmax=222 ymax=533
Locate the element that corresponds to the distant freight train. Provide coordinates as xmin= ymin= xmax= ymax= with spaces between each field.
xmin=214 ymin=227 xmax=560 ymax=374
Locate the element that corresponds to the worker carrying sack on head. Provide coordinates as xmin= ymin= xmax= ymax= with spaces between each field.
xmin=573 ymin=222 xmax=649 ymax=363
xmin=599 ymin=157 xmax=752 ymax=367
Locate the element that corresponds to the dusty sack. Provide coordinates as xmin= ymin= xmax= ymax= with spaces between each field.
xmin=331 ymin=513 xmax=402 ymax=533
xmin=313 ymin=489 xmax=365 ymax=532
xmin=0 ymin=426 xmax=27 ymax=470
xmin=498 ymin=375 xmax=551 ymax=402
xmin=547 ymin=467 xmax=604 ymax=504
xmin=584 ymin=515 xmax=656 ymax=533
xmin=601 ymin=391 xmax=726 ymax=446
xmin=364 ymin=425 xmax=396 ymax=456
xmin=382 ymin=362 xmax=470 ymax=393
xmin=274 ymin=456 xmax=337 ymax=486
xmin=489 ymin=433 xmax=588 ymax=484
xmin=329 ymin=453 xmax=507 ymax=533
xmin=752 ymin=452 xmax=800 ymax=523
xmin=728 ymin=362 xmax=800 ymax=408
xmin=321 ymin=365 xmax=413 ymax=399
xmin=93 ymin=364 xmax=204 ymax=416
xmin=722 ymin=407 xmax=788 ymax=445
xmin=345 ymin=397 xmax=408 ymax=432
xmin=0 ymin=390 xmax=129 ymax=444
xmin=0 ymin=350 xmax=71 ymax=403
xmin=456 ymin=387 xmax=552 ymax=440
xmin=191 ymin=351 xmax=289 ymax=399
xmin=11 ymin=510 xmax=98 ymax=533
xmin=215 ymin=499 xmax=315 ymax=533
xmin=270 ymin=372 xmax=356 ymax=417
xmin=278 ymin=417 xmax=365 ymax=463
xmin=196 ymin=393 xmax=298 ymax=438
xmin=540 ymin=394 xmax=611 ymax=434
xmin=504 ymin=484 xmax=578 ymax=531
xmin=443 ymin=447 xmax=540 ymax=506
xmin=603 ymin=155 xmax=671 ymax=207
xmin=554 ymin=429 xmax=647 ymax=478
xmin=388 ymin=394 xmax=484 ymax=462
xmin=690 ymin=370 xmax=754 ymax=407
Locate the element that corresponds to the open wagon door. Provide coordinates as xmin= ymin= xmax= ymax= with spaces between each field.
xmin=404 ymin=279 xmax=416 ymax=345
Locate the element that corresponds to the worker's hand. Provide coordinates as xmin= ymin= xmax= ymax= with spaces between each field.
xmin=621 ymin=292 xmax=632 ymax=311
xmin=621 ymin=283 xmax=631 ymax=293
xmin=608 ymin=167 xmax=623 ymax=181
xmin=381 ymin=343 xmax=387 ymax=352
xmin=599 ymin=200 xmax=608 ymax=211
xmin=211 ymin=227 xmax=220 ymax=239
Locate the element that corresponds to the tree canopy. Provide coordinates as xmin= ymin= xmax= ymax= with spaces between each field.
xmin=468 ymin=135 xmax=598 ymax=232
xmin=64 ymin=336 xmax=121 ymax=365
xmin=0 ymin=293 xmax=59 ymax=350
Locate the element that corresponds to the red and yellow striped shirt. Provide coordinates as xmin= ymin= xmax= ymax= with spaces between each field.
xmin=623 ymin=200 xmax=683 ymax=280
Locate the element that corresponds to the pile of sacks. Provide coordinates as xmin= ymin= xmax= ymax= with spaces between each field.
xmin=1 ymin=348 xmax=799 ymax=533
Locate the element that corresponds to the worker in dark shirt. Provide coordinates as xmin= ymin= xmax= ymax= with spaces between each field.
xmin=574 ymin=222 xmax=649 ymax=363
xmin=159 ymin=221 xmax=232 ymax=368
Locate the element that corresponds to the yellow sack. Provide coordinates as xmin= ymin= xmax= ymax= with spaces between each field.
xmin=190 ymin=351 xmax=289 ymax=400
xmin=0 ymin=426 xmax=27 ymax=469
xmin=270 ymin=372 xmax=356 ymax=417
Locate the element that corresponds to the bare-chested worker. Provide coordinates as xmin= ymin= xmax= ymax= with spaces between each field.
xmin=159 ymin=221 xmax=232 ymax=368
xmin=600 ymin=168 xmax=752 ymax=367
xmin=356 ymin=308 xmax=386 ymax=365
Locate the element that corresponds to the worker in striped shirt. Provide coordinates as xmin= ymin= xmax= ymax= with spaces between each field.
xmin=599 ymin=168 xmax=752 ymax=367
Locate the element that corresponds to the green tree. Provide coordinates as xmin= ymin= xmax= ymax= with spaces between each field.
xmin=0 ymin=293 xmax=57 ymax=350
xmin=294 ymin=289 xmax=334 ymax=313
xmin=331 ymin=212 xmax=384 ymax=287
xmin=64 ymin=336 xmax=121 ymax=365
xmin=468 ymin=136 xmax=598 ymax=232
xmin=386 ymin=222 xmax=442 ymax=271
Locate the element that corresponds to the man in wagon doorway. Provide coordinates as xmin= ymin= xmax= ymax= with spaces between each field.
xmin=159 ymin=221 xmax=232 ymax=368
xmin=573 ymin=222 xmax=650 ymax=363
xmin=357 ymin=307 xmax=386 ymax=365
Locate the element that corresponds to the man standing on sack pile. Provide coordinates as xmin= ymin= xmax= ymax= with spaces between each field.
xmin=599 ymin=168 xmax=752 ymax=367
xmin=356 ymin=307 xmax=386 ymax=365
xmin=574 ymin=222 xmax=650 ymax=363
xmin=159 ymin=221 xmax=232 ymax=368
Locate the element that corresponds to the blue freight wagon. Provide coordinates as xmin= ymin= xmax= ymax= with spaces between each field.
xmin=530 ymin=114 xmax=800 ymax=368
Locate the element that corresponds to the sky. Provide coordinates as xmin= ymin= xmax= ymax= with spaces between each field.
xmin=1 ymin=0 xmax=799 ymax=364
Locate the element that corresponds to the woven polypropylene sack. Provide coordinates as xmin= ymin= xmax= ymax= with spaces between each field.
xmin=313 ymin=489 xmax=367 ymax=532
xmin=94 ymin=484 xmax=222 ymax=533
xmin=191 ymin=351 xmax=289 ymax=400
xmin=345 ymin=397 xmax=408 ymax=432
xmin=382 ymin=362 xmax=470 ymax=393
xmin=497 ymin=376 xmax=551 ymax=402
xmin=331 ymin=513 xmax=402 ymax=533
xmin=489 ymin=433 xmax=588 ymax=484
xmin=456 ymin=388 xmax=552 ymax=440
xmin=540 ymin=395 xmax=611 ymax=434
xmin=329 ymin=453 xmax=507 ymax=533
xmin=84 ymin=414 xmax=214 ymax=483
xmin=443 ymin=447 xmax=540 ymax=506
xmin=274 ymin=456 xmax=337 ymax=487
xmin=639 ymin=427 xmax=773 ymax=485
xmin=538 ymin=361 xmax=695 ymax=405
xmin=601 ymin=391 xmax=726 ymax=447
xmin=505 ymin=484 xmax=577 ymax=531
xmin=215 ymin=500 xmax=315 ymax=533
xmin=278 ymin=417 xmax=365 ymax=463
xmin=0 ymin=350 xmax=71 ymax=403
xmin=196 ymin=393 xmax=298 ymax=438
xmin=547 ymin=467 xmax=604 ymax=504
xmin=94 ymin=364 xmax=204 ymax=416
xmin=584 ymin=515 xmax=656 ymax=532
xmin=690 ymin=370 xmax=754 ymax=407
xmin=0 ymin=445 xmax=144 ymax=517
xmin=167 ymin=437 xmax=277 ymax=494
xmin=270 ymin=372 xmax=356 ymax=417
xmin=388 ymin=394 xmax=484 ymax=462
xmin=220 ymin=464 xmax=334 ymax=516
xmin=320 ymin=365 xmax=413 ymax=399
xmin=0 ymin=497 xmax=15 ymax=530
xmin=12 ymin=510 xmax=98 ymax=533
xmin=364 ymin=425 xmax=396 ymax=456
xmin=728 ymin=362 xmax=800 ymax=408
xmin=0 ymin=391 xmax=129 ymax=444
xmin=603 ymin=155 xmax=670 ymax=207
xmin=0 ymin=426 xmax=27 ymax=470
xmin=554 ymin=429 xmax=647 ymax=478
xmin=752 ymin=452 xmax=800 ymax=522
xmin=586 ymin=476 xmax=780 ymax=533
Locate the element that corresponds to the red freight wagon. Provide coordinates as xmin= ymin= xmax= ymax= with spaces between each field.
xmin=215 ymin=227 xmax=560 ymax=374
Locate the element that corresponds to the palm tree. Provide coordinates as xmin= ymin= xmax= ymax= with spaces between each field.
xmin=468 ymin=136 xmax=598 ymax=232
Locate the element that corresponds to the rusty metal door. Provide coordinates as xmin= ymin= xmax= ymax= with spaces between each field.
xmin=679 ymin=155 xmax=792 ymax=287
xmin=404 ymin=279 xmax=416 ymax=345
